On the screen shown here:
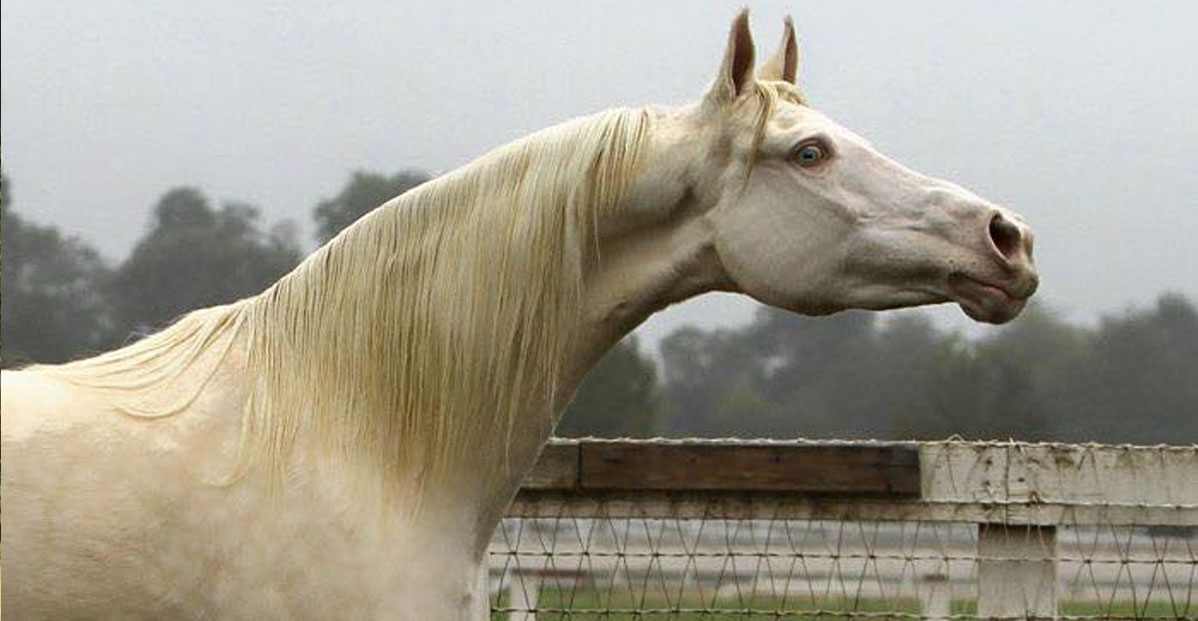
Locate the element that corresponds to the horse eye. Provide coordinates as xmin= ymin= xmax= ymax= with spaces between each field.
xmin=793 ymin=141 xmax=829 ymax=168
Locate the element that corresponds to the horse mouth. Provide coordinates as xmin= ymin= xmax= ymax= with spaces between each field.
xmin=946 ymin=273 xmax=1027 ymax=324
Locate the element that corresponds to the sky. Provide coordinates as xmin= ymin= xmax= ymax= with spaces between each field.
xmin=3 ymin=0 xmax=1196 ymax=351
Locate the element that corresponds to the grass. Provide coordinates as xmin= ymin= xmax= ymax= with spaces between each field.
xmin=491 ymin=588 xmax=1193 ymax=620
xmin=494 ymin=588 xmax=922 ymax=620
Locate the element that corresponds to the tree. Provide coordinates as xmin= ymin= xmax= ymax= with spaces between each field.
xmin=313 ymin=170 xmax=431 ymax=244
xmin=1051 ymin=294 xmax=1198 ymax=444
xmin=557 ymin=337 xmax=666 ymax=437
xmin=877 ymin=305 xmax=1068 ymax=441
xmin=108 ymin=187 xmax=302 ymax=340
xmin=659 ymin=323 xmax=760 ymax=436
xmin=661 ymin=307 xmax=880 ymax=438
xmin=868 ymin=313 xmax=968 ymax=439
xmin=659 ymin=294 xmax=1198 ymax=444
xmin=1 ymin=175 xmax=115 ymax=365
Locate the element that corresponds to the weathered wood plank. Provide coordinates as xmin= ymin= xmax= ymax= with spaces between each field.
xmin=921 ymin=441 xmax=1198 ymax=506
xmin=520 ymin=442 xmax=579 ymax=490
xmin=566 ymin=441 xmax=919 ymax=495
xmin=512 ymin=441 xmax=1198 ymax=526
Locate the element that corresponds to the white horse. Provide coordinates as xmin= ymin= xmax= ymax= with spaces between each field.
xmin=1 ymin=12 xmax=1038 ymax=620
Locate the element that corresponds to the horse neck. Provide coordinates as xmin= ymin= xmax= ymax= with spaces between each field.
xmin=446 ymin=147 xmax=730 ymax=554
xmin=563 ymin=116 xmax=732 ymax=389
xmin=565 ymin=213 xmax=729 ymax=392
xmin=202 ymin=107 xmax=727 ymax=540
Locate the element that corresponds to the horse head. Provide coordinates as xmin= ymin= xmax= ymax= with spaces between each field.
xmin=661 ymin=11 xmax=1038 ymax=324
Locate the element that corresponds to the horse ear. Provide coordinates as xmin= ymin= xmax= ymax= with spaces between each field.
xmin=705 ymin=9 xmax=757 ymax=105
xmin=758 ymin=15 xmax=799 ymax=84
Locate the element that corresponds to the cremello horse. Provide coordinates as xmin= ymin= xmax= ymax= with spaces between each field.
xmin=1 ymin=12 xmax=1038 ymax=620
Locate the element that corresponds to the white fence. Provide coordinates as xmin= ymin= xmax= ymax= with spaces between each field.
xmin=489 ymin=439 xmax=1198 ymax=619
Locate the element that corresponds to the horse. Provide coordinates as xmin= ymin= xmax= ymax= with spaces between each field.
xmin=0 ymin=11 xmax=1038 ymax=619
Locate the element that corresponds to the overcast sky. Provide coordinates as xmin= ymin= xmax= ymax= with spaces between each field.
xmin=3 ymin=0 xmax=1196 ymax=349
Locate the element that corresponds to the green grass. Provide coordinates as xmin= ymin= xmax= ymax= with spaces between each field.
xmin=1062 ymin=599 xmax=1193 ymax=619
xmin=494 ymin=588 xmax=922 ymax=620
xmin=491 ymin=589 xmax=1193 ymax=620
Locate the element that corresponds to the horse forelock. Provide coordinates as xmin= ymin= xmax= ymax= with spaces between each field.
xmin=750 ymin=80 xmax=808 ymax=149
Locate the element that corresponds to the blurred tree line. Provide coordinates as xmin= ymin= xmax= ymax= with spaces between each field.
xmin=1 ymin=170 xmax=427 ymax=362
xmin=2 ymin=170 xmax=1195 ymax=444
xmin=660 ymin=301 xmax=1197 ymax=444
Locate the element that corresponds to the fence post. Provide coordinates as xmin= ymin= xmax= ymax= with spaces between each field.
xmin=918 ymin=572 xmax=952 ymax=621
xmin=977 ymin=523 xmax=1057 ymax=620
xmin=509 ymin=569 xmax=540 ymax=621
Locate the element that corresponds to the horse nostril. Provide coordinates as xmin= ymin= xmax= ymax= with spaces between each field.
xmin=988 ymin=213 xmax=1023 ymax=262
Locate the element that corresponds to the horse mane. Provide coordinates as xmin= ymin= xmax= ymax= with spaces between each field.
xmin=47 ymin=107 xmax=653 ymax=500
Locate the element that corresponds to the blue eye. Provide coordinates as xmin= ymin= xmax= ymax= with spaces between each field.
xmin=794 ymin=141 xmax=829 ymax=167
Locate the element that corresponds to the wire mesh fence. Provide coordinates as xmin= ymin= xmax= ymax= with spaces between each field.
xmin=488 ymin=440 xmax=1198 ymax=620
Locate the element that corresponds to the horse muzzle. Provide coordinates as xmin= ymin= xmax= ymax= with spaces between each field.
xmin=947 ymin=211 xmax=1039 ymax=324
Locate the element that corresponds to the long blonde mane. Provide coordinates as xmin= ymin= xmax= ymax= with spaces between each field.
xmin=48 ymin=107 xmax=652 ymax=499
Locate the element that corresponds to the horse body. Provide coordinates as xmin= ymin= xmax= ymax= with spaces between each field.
xmin=2 ymin=12 xmax=1038 ymax=619
xmin=2 ymin=345 xmax=495 ymax=619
